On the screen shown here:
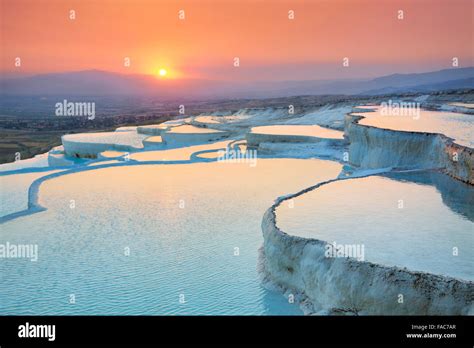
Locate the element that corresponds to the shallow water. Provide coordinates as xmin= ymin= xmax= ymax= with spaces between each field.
xmin=0 ymin=159 xmax=342 ymax=315
xmin=99 ymin=151 xmax=128 ymax=158
xmin=276 ymin=172 xmax=474 ymax=281
xmin=449 ymin=102 xmax=474 ymax=109
xmin=251 ymin=125 xmax=344 ymax=139
xmin=87 ymin=160 xmax=120 ymax=166
xmin=138 ymin=124 xmax=168 ymax=131
xmin=194 ymin=116 xmax=221 ymax=124
xmin=129 ymin=140 xmax=231 ymax=161
xmin=0 ymin=154 xmax=49 ymax=172
xmin=167 ymin=125 xmax=224 ymax=134
xmin=354 ymin=106 xmax=474 ymax=147
xmin=0 ymin=170 xmax=62 ymax=216
xmin=144 ymin=136 xmax=163 ymax=143
xmin=196 ymin=151 xmax=222 ymax=159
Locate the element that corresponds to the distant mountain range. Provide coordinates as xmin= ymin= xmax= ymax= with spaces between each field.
xmin=1 ymin=67 xmax=473 ymax=99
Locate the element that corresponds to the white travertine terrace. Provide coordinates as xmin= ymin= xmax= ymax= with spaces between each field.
xmin=47 ymin=145 xmax=75 ymax=166
xmin=193 ymin=116 xmax=221 ymax=124
xmin=137 ymin=124 xmax=169 ymax=135
xmin=98 ymin=150 xmax=129 ymax=159
xmin=115 ymin=126 xmax=138 ymax=132
xmin=261 ymin=176 xmax=474 ymax=315
xmin=345 ymin=111 xmax=474 ymax=184
xmin=247 ymin=125 xmax=346 ymax=152
xmin=142 ymin=136 xmax=164 ymax=149
xmin=62 ymin=131 xmax=147 ymax=157
xmin=251 ymin=125 xmax=344 ymax=138
xmin=161 ymin=125 xmax=229 ymax=146
xmin=2 ymin=102 xmax=473 ymax=316
xmin=129 ymin=140 xmax=232 ymax=161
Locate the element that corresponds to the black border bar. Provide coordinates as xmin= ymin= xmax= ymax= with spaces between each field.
xmin=0 ymin=315 xmax=472 ymax=346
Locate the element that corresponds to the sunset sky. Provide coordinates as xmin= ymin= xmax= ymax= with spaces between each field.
xmin=1 ymin=0 xmax=473 ymax=80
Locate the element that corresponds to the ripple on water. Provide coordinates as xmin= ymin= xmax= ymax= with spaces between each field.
xmin=355 ymin=106 xmax=474 ymax=148
xmin=276 ymin=171 xmax=474 ymax=281
xmin=0 ymin=159 xmax=342 ymax=315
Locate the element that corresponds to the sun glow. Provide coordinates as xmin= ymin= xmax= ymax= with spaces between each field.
xmin=151 ymin=66 xmax=181 ymax=79
xmin=158 ymin=68 xmax=167 ymax=77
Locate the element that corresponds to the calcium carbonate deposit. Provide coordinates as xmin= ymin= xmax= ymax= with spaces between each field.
xmin=1 ymin=102 xmax=473 ymax=315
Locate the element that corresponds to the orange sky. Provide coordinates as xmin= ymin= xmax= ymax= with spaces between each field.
xmin=1 ymin=0 xmax=473 ymax=80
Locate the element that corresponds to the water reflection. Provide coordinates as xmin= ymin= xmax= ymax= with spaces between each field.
xmin=276 ymin=170 xmax=474 ymax=281
xmin=0 ymin=159 xmax=342 ymax=315
xmin=354 ymin=106 xmax=473 ymax=148
xmin=251 ymin=125 xmax=344 ymax=139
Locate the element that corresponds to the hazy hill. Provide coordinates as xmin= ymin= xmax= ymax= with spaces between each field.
xmin=1 ymin=67 xmax=473 ymax=99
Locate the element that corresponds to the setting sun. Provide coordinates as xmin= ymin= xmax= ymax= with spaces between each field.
xmin=0 ymin=0 xmax=473 ymax=339
xmin=158 ymin=68 xmax=167 ymax=77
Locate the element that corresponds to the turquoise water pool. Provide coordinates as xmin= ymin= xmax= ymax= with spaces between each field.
xmin=276 ymin=171 xmax=474 ymax=281
xmin=0 ymin=159 xmax=342 ymax=315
